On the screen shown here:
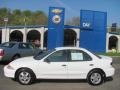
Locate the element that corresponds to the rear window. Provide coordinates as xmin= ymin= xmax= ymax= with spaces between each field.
xmin=92 ymin=52 xmax=102 ymax=59
xmin=19 ymin=43 xmax=35 ymax=49
xmin=0 ymin=42 xmax=16 ymax=48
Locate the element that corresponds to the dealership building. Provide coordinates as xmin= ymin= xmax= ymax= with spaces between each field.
xmin=0 ymin=25 xmax=80 ymax=49
xmin=0 ymin=25 xmax=120 ymax=52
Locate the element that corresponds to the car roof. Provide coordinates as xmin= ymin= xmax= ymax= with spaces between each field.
xmin=55 ymin=47 xmax=85 ymax=51
xmin=5 ymin=42 xmax=33 ymax=44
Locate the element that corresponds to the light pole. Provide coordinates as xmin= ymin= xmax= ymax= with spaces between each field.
xmin=4 ymin=17 xmax=8 ymax=42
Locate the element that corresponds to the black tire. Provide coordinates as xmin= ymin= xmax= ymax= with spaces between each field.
xmin=87 ymin=70 xmax=104 ymax=86
xmin=16 ymin=68 xmax=36 ymax=85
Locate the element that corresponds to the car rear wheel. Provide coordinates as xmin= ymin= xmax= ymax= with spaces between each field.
xmin=16 ymin=69 xmax=36 ymax=85
xmin=87 ymin=70 xmax=104 ymax=85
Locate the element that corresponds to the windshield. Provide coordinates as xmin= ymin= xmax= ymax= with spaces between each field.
xmin=34 ymin=49 xmax=55 ymax=60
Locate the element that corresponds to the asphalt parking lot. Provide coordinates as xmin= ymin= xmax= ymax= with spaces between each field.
xmin=0 ymin=58 xmax=120 ymax=90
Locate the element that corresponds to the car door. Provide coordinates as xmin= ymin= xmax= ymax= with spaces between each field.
xmin=18 ymin=43 xmax=35 ymax=57
xmin=67 ymin=49 xmax=94 ymax=79
xmin=38 ymin=50 xmax=68 ymax=79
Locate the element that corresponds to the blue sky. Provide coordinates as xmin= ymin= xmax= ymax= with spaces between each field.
xmin=0 ymin=0 xmax=120 ymax=26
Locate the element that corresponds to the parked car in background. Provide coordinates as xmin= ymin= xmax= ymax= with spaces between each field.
xmin=0 ymin=42 xmax=42 ymax=62
xmin=4 ymin=47 xmax=115 ymax=85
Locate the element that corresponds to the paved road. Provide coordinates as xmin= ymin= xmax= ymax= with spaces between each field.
xmin=0 ymin=59 xmax=120 ymax=90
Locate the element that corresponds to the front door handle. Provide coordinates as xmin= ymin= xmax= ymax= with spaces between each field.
xmin=62 ymin=64 xmax=67 ymax=66
xmin=89 ymin=64 xmax=94 ymax=66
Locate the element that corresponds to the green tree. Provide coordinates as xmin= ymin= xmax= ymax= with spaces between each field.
xmin=0 ymin=8 xmax=10 ymax=26
xmin=0 ymin=8 xmax=48 ymax=26
xmin=32 ymin=10 xmax=48 ymax=25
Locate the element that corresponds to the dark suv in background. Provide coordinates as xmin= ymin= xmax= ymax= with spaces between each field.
xmin=0 ymin=42 xmax=42 ymax=62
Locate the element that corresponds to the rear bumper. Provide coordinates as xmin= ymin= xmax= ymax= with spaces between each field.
xmin=105 ymin=67 xmax=115 ymax=77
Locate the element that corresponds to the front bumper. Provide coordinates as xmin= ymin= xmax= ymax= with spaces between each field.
xmin=4 ymin=65 xmax=16 ymax=78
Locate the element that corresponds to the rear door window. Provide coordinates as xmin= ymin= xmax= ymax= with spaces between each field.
xmin=69 ymin=50 xmax=92 ymax=61
xmin=19 ymin=43 xmax=34 ymax=49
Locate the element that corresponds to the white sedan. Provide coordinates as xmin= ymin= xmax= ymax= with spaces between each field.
xmin=4 ymin=47 xmax=115 ymax=85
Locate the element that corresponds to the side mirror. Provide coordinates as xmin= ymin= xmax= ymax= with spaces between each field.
xmin=44 ymin=58 xmax=50 ymax=63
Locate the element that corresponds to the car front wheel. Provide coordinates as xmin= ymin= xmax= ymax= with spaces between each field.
xmin=16 ymin=68 xmax=36 ymax=85
xmin=87 ymin=70 xmax=104 ymax=85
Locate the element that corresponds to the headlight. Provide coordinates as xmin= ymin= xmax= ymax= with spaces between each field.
xmin=7 ymin=65 xmax=14 ymax=70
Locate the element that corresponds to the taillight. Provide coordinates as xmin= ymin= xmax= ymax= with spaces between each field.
xmin=0 ymin=50 xmax=4 ymax=56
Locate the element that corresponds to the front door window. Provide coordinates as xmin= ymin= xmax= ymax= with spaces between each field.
xmin=45 ymin=50 xmax=68 ymax=62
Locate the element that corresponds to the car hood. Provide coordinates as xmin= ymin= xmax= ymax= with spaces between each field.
xmin=9 ymin=56 xmax=37 ymax=68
